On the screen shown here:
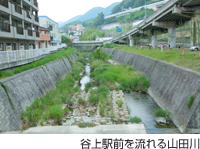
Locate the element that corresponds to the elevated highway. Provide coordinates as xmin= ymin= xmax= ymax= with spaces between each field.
xmin=111 ymin=0 xmax=200 ymax=48
xmin=105 ymin=0 xmax=169 ymax=19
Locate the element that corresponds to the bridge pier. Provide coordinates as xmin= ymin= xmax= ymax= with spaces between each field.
xmin=129 ymin=35 xmax=134 ymax=46
xmin=151 ymin=34 xmax=157 ymax=49
xmin=168 ymin=27 xmax=176 ymax=48
xmin=152 ymin=21 xmax=177 ymax=48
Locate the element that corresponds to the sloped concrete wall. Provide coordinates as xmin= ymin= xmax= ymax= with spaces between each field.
xmin=0 ymin=52 xmax=78 ymax=131
xmin=102 ymin=48 xmax=200 ymax=133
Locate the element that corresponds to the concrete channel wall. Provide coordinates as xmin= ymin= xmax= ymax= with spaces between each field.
xmin=0 ymin=52 xmax=78 ymax=131
xmin=102 ymin=48 xmax=200 ymax=133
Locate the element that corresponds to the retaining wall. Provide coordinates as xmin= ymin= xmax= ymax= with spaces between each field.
xmin=0 ymin=52 xmax=78 ymax=131
xmin=102 ymin=48 xmax=200 ymax=133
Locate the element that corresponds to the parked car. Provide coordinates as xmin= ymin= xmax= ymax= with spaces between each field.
xmin=190 ymin=45 xmax=199 ymax=51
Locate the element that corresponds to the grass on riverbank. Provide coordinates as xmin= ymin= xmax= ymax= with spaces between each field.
xmin=20 ymin=59 xmax=84 ymax=130
xmin=90 ymin=59 xmax=149 ymax=92
xmin=111 ymin=44 xmax=200 ymax=73
xmin=0 ymin=47 xmax=75 ymax=80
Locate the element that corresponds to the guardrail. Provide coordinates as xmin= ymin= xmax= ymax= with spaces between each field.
xmin=0 ymin=44 xmax=67 ymax=64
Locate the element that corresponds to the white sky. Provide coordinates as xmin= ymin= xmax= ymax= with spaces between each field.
xmin=38 ymin=0 xmax=122 ymax=22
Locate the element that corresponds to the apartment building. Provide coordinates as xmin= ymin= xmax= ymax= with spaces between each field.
xmin=0 ymin=0 xmax=40 ymax=51
xmin=37 ymin=26 xmax=50 ymax=48
xmin=39 ymin=16 xmax=61 ymax=46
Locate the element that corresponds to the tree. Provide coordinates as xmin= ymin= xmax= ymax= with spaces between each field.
xmin=61 ymin=36 xmax=72 ymax=47
xmin=93 ymin=12 xmax=104 ymax=27
xmin=69 ymin=32 xmax=74 ymax=36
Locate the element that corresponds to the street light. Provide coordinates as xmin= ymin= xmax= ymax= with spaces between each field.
xmin=125 ymin=17 xmax=130 ymax=32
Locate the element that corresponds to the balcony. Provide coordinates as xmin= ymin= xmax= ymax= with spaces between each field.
xmin=28 ymin=30 xmax=33 ymax=36
xmin=25 ymin=11 xmax=33 ymax=23
xmin=26 ymin=11 xmax=31 ymax=19
xmin=35 ymin=16 xmax=39 ymax=22
xmin=15 ymin=4 xmax=22 ymax=14
xmin=0 ymin=0 xmax=8 ymax=8
xmin=34 ymin=0 xmax=38 ymax=7
xmin=0 ymin=22 xmax=10 ymax=32
xmin=41 ymin=34 xmax=50 ymax=41
xmin=36 ymin=31 xmax=40 ymax=37
xmin=17 ymin=26 xmax=23 ymax=35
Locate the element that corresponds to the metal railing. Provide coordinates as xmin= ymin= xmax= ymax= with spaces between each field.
xmin=0 ymin=44 xmax=67 ymax=64
xmin=0 ymin=0 xmax=8 ymax=8
xmin=35 ymin=16 xmax=39 ymax=22
xmin=0 ymin=22 xmax=10 ymax=32
xmin=36 ymin=31 xmax=40 ymax=37
xmin=34 ymin=0 xmax=38 ymax=7
xmin=17 ymin=26 xmax=23 ymax=34
xmin=28 ymin=30 xmax=32 ymax=36
xmin=15 ymin=4 xmax=22 ymax=14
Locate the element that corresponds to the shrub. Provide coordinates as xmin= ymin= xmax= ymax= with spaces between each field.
xmin=49 ymin=105 xmax=64 ymax=123
xmin=78 ymin=122 xmax=96 ymax=128
xmin=40 ymin=119 xmax=44 ymax=126
xmin=126 ymin=88 xmax=131 ymax=93
xmin=99 ymin=104 xmax=105 ymax=116
xmin=92 ymin=48 xmax=107 ymax=61
xmin=64 ymin=108 xmax=69 ymax=114
xmin=85 ymin=82 xmax=92 ymax=92
xmin=154 ymin=109 xmax=170 ymax=117
xmin=118 ymin=85 xmax=124 ymax=91
xmin=78 ymin=97 xmax=86 ymax=106
xmin=103 ymin=43 xmax=116 ymax=48
xmin=129 ymin=117 xmax=142 ymax=123
xmin=116 ymin=100 xmax=123 ymax=108
xmin=186 ymin=95 xmax=195 ymax=108
xmin=127 ymin=66 xmax=134 ymax=71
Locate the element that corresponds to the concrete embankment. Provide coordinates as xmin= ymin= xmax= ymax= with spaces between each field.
xmin=0 ymin=52 xmax=78 ymax=131
xmin=102 ymin=48 xmax=200 ymax=133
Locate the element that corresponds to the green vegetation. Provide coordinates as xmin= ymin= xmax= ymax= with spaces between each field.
xmin=20 ymin=61 xmax=84 ymax=130
xmin=186 ymin=95 xmax=195 ymax=108
xmin=49 ymin=105 xmax=64 ymax=124
xmin=108 ymin=8 xmax=154 ymax=25
xmin=80 ymin=29 xmax=105 ymax=41
xmin=92 ymin=48 xmax=107 ymax=61
xmin=154 ymin=109 xmax=170 ymax=117
xmin=90 ymin=56 xmax=149 ymax=92
xmin=78 ymin=122 xmax=96 ymax=128
xmin=111 ymin=0 xmax=163 ymax=14
xmin=0 ymin=48 xmax=75 ymax=80
xmin=111 ymin=44 xmax=200 ymax=73
xmin=78 ymin=97 xmax=87 ymax=106
xmin=129 ymin=116 xmax=142 ymax=123
xmin=40 ymin=119 xmax=44 ymax=126
xmin=116 ymin=100 xmax=123 ymax=108
xmin=0 ymin=82 xmax=15 ymax=112
xmin=85 ymin=82 xmax=92 ymax=92
xmin=89 ymin=85 xmax=110 ymax=105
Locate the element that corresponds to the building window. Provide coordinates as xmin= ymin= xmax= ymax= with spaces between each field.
xmin=44 ymin=31 xmax=46 ymax=34
xmin=0 ymin=43 xmax=3 ymax=51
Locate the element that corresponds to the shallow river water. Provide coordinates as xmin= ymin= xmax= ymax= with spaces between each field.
xmin=125 ymin=92 xmax=180 ymax=134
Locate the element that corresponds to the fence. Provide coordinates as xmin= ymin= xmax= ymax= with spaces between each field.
xmin=0 ymin=44 xmax=67 ymax=64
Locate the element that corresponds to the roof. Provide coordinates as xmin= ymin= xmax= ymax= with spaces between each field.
xmin=39 ymin=16 xmax=58 ymax=25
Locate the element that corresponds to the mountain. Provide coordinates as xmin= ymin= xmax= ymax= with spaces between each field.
xmin=59 ymin=2 xmax=120 ymax=28
xmin=58 ymin=15 xmax=82 ymax=27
